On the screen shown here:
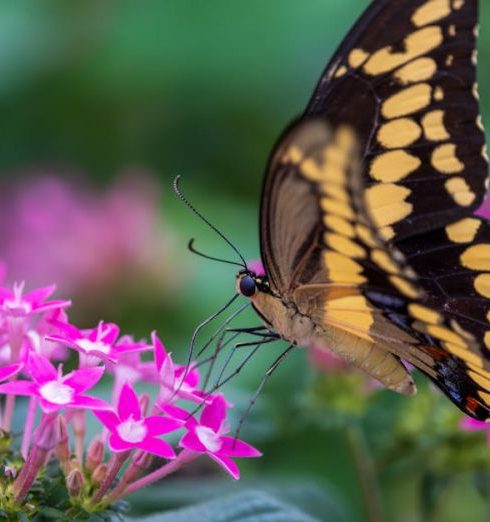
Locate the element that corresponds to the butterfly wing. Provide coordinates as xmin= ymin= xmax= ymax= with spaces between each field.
xmin=260 ymin=116 xmax=490 ymax=419
xmin=305 ymin=0 xmax=487 ymax=241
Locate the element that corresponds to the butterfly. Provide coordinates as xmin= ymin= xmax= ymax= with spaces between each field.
xmin=234 ymin=0 xmax=490 ymax=420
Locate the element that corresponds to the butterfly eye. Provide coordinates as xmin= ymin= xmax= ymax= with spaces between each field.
xmin=239 ymin=275 xmax=257 ymax=297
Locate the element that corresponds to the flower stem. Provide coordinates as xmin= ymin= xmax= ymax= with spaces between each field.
xmin=20 ymin=397 xmax=37 ymax=459
xmin=89 ymin=452 xmax=128 ymax=507
xmin=346 ymin=423 xmax=384 ymax=522
xmin=117 ymin=449 xmax=198 ymax=500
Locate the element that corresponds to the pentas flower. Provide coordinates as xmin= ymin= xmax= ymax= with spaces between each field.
xmin=152 ymin=332 xmax=206 ymax=405
xmin=48 ymin=321 xmax=151 ymax=363
xmin=0 ymin=282 xmax=70 ymax=319
xmin=461 ymin=417 xmax=490 ymax=444
xmin=95 ymin=382 xmax=182 ymax=458
xmin=0 ymin=363 xmax=22 ymax=382
xmin=247 ymin=259 xmax=265 ymax=277
xmin=0 ymin=352 xmax=109 ymax=413
xmin=178 ymin=395 xmax=261 ymax=480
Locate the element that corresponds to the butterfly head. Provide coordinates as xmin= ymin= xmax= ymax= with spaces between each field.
xmin=236 ymin=270 xmax=270 ymax=298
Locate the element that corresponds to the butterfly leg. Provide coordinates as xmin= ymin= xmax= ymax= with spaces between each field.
xmin=233 ymin=343 xmax=295 ymax=444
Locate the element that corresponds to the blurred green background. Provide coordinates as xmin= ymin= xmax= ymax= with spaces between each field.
xmin=4 ymin=1 xmax=490 ymax=521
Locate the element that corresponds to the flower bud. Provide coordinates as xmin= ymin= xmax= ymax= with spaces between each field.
xmin=139 ymin=393 xmax=150 ymax=416
xmin=85 ymin=438 xmax=104 ymax=472
xmin=66 ymin=469 xmax=84 ymax=498
xmin=55 ymin=416 xmax=70 ymax=470
xmin=91 ymin=463 xmax=107 ymax=486
xmin=134 ymin=451 xmax=153 ymax=471
xmin=34 ymin=417 xmax=57 ymax=451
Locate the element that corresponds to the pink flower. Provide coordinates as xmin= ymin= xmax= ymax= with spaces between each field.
xmin=0 ymin=363 xmax=22 ymax=381
xmin=0 ymin=352 xmax=109 ymax=413
xmin=461 ymin=417 xmax=490 ymax=444
xmin=94 ymin=382 xmax=181 ymax=458
xmin=247 ymin=259 xmax=265 ymax=277
xmin=48 ymin=321 xmax=151 ymax=363
xmin=179 ymin=395 xmax=261 ymax=479
xmin=0 ymin=282 xmax=70 ymax=319
xmin=152 ymin=332 xmax=205 ymax=405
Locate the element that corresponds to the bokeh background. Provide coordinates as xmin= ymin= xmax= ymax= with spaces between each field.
xmin=3 ymin=1 xmax=490 ymax=521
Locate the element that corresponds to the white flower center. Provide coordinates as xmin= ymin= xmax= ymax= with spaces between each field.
xmin=77 ymin=339 xmax=111 ymax=355
xmin=117 ymin=417 xmax=148 ymax=443
xmin=39 ymin=381 xmax=74 ymax=405
xmin=3 ymin=299 xmax=31 ymax=315
xmin=196 ymin=425 xmax=222 ymax=453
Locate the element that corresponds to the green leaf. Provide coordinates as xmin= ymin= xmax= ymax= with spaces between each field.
xmin=127 ymin=490 xmax=320 ymax=522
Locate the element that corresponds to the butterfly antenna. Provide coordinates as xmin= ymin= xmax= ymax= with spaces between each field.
xmin=173 ymin=175 xmax=248 ymax=269
xmin=188 ymin=238 xmax=245 ymax=268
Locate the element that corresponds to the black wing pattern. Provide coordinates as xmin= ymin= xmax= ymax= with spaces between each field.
xmin=259 ymin=0 xmax=490 ymax=419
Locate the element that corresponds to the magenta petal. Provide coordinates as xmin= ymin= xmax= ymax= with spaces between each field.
xmin=137 ymin=437 xmax=176 ymax=459
xmin=201 ymin=395 xmax=227 ymax=431
xmin=145 ymin=415 xmax=183 ymax=436
xmin=160 ymin=404 xmax=196 ymax=425
xmin=180 ymin=430 xmax=206 ymax=452
xmin=38 ymin=398 xmax=63 ymax=413
xmin=0 ymin=380 xmax=37 ymax=396
xmin=28 ymin=352 xmax=57 ymax=383
xmin=101 ymin=323 xmax=120 ymax=345
xmin=33 ymin=300 xmax=71 ymax=315
xmin=0 ymin=363 xmax=22 ymax=382
xmin=219 ymin=437 xmax=262 ymax=458
xmin=109 ymin=433 xmax=135 ymax=452
xmin=208 ymin=453 xmax=240 ymax=480
xmin=461 ymin=417 xmax=488 ymax=431
xmin=117 ymin=382 xmax=141 ymax=420
xmin=0 ymin=288 xmax=14 ymax=302
xmin=71 ymin=395 xmax=111 ymax=410
xmin=152 ymin=331 xmax=167 ymax=373
xmin=24 ymin=285 xmax=56 ymax=304
xmin=63 ymin=366 xmax=104 ymax=393
xmin=94 ymin=409 xmax=120 ymax=430
xmin=51 ymin=320 xmax=84 ymax=341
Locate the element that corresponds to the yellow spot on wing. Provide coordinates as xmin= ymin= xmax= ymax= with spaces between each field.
xmin=324 ymin=215 xmax=355 ymax=237
xmin=335 ymin=65 xmax=347 ymax=78
xmin=377 ymin=118 xmax=422 ymax=148
xmin=323 ymin=251 xmax=366 ymax=284
xmin=382 ymin=84 xmax=432 ymax=119
xmin=394 ymin=57 xmax=437 ymax=85
xmin=365 ymin=184 xmax=412 ymax=228
xmin=348 ymin=49 xmax=369 ymax=68
xmin=434 ymin=87 xmax=444 ymax=101
xmin=325 ymin=233 xmax=366 ymax=258
xmin=470 ymin=368 xmax=490 ymax=391
xmin=485 ymin=332 xmax=490 ymax=350
xmin=445 ymin=218 xmax=481 ymax=243
xmin=355 ymin=224 xmax=377 ymax=248
xmin=370 ymin=151 xmax=421 ymax=182
xmin=412 ymin=0 xmax=451 ymax=27
xmin=364 ymin=26 xmax=443 ymax=76
xmin=445 ymin=177 xmax=475 ymax=207
xmin=371 ymin=249 xmax=400 ymax=274
xmin=321 ymin=198 xmax=355 ymax=220
xmin=431 ymin=144 xmax=464 ymax=174
xmin=460 ymin=244 xmax=490 ymax=271
xmin=421 ymin=110 xmax=450 ymax=141
xmin=427 ymin=325 xmax=466 ymax=346
xmin=282 ymin=146 xmax=303 ymax=164
xmin=408 ymin=304 xmax=442 ymax=324
xmin=325 ymin=295 xmax=373 ymax=336
xmin=475 ymin=274 xmax=490 ymax=298
xmin=444 ymin=343 xmax=481 ymax=366
xmin=453 ymin=0 xmax=464 ymax=9
xmin=389 ymin=275 xmax=420 ymax=298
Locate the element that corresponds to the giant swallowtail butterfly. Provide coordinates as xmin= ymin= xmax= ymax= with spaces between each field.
xmin=234 ymin=0 xmax=490 ymax=420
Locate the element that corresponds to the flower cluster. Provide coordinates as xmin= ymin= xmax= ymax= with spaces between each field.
xmin=0 ymin=277 xmax=260 ymax=514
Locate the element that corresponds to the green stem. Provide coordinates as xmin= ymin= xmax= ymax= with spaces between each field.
xmin=346 ymin=423 xmax=384 ymax=522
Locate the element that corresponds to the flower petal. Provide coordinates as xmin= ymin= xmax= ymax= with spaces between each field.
xmin=0 ymin=363 xmax=22 ymax=382
xmin=180 ymin=430 xmax=206 ymax=452
xmin=0 ymin=380 xmax=37 ymax=396
xmin=145 ymin=415 xmax=183 ymax=436
xmin=63 ymin=366 xmax=104 ymax=393
xmin=93 ymin=409 xmax=120 ymax=430
xmin=100 ymin=323 xmax=120 ymax=345
xmin=118 ymin=382 xmax=141 ymax=420
xmin=24 ymin=285 xmax=56 ymax=304
xmin=201 ymin=395 xmax=227 ymax=431
xmin=137 ymin=437 xmax=176 ymax=459
xmin=159 ymin=404 xmax=196 ymax=426
xmin=219 ymin=437 xmax=262 ymax=458
xmin=208 ymin=453 xmax=240 ymax=480
xmin=71 ymin=395 xmax=111 ymax=410
xmin=27 ymin=352 xmax=57 ymax=383
xmin=109 ymin=433 xmax=135 ymax=452
xmin=461 ymin=417 xmax=488 ymax=431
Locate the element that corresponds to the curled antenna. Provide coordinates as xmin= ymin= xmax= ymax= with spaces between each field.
xmin=188 ymin=238 xmax=245 ymax=268
xmin=173 ymin=175 xmax=247 ymax=269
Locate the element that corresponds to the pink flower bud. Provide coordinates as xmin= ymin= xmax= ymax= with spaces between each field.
xmin=85 ymin=438 xmax=104 ymax=473
xmin=66 ymin=469 xmax=84 ymax=498
xmin=34 ymin=417 xmax=57 ymax=452
xmin=91 ymin=463 xmax=107 ymax=486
